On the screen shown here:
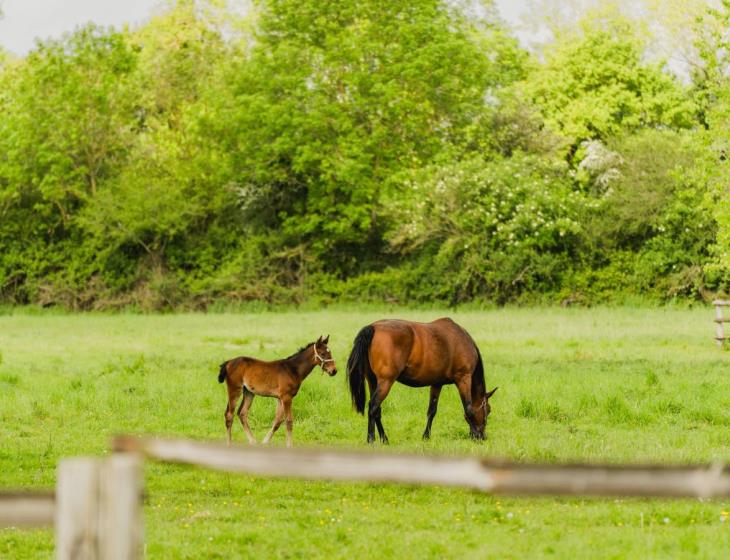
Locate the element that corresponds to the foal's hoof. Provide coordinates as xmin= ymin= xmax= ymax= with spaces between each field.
xmin=422 ymin=432 xmax=431 ymax=441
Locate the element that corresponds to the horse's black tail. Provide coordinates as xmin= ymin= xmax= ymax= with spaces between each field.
xmin=218 ymin=361 xmax=228 ymax=383
xmin=347 ymin=325 xmax=374 ymax=415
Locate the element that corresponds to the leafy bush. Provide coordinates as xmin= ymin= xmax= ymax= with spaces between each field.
xmin=384 ymin=155 xmax=586 ymax=303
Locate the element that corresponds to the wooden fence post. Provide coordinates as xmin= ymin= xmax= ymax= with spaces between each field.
xmin=713 ymin=299 xmax=730 ymax=347
xmin=55 ymin=455 xmax=142 ymax=560
xmin=56 ymin=458 xmax=100 ymax=560
xmin=99 ymin=454 xmax=143 ymax=560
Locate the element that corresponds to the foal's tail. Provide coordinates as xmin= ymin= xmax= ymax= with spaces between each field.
xmin=347 ymin=325 xmax=374 ymax=415
xmin=218 ymin=361 xmax=228 ymax=383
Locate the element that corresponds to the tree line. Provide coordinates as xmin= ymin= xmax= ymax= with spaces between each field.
xmin=1 ymin=0 xmax=729 ymax=309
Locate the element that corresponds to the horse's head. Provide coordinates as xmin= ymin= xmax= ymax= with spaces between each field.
xmin=314 ymin=335 xmax=337 ymax=376
xmin=470 ymin=386 xmax=498 ymax=440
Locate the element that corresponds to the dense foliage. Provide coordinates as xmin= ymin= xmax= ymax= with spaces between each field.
xmin=1 ymin=0 xmax=729 ymax=308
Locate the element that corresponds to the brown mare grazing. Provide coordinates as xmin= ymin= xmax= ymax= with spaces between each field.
xmin=346 ymin=318 xmax=497 ymax=443
xmin=218 ymin=335 xmax=337 ymax=447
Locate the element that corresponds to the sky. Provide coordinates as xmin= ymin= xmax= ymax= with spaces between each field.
xmin=0 ymin=0 xmax=528 ymax=56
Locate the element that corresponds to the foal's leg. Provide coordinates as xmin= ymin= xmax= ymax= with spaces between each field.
xmin=422 ymin=385 xmax=443 ymax=440
xmin=225 ymin=384 xmax=242 ymax=446
xmin=282 ymin=397 xmax=294 ymax=448
xmin=367 ymin=379 xmax=394 ymax=444
xmin=262 ymin=398 xmax=285 ymax=444
xmin=237 ymin=389 xmax=256 ymax=444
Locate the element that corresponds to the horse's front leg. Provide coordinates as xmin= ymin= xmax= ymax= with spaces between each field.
xmin=262 ymin=398 xmax=285 ymax=444
xmin=455 ymin=376 xmax=481 ymax=440
xmin=367 ymin=379 xmax=393 ymax=444
xmin=422 ymin=385 xmax=443 ymax=440
xmin=282 ymin=398 xmax=294 ymax=448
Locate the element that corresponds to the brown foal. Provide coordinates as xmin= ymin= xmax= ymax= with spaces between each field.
xmin=218 ymin=335 xmax=337 ymax=447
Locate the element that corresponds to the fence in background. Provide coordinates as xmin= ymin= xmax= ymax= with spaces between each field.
xmin=4 ymin=435 xmax=730 ymax=559
xmin=713 ymin=299 xmax=730 ymax=346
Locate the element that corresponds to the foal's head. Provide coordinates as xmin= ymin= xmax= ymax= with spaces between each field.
xmin=314 ymin=335 xmax=337 ymax=376
xmin=471 ymin=386 xmax=498 ymax=440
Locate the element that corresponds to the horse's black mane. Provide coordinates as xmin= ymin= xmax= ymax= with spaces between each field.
xmin=286 ymin=342 xmax=313 ymax=360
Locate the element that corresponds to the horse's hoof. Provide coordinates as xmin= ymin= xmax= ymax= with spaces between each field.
xmin=422 ymin=433 xmax=430 ymax=441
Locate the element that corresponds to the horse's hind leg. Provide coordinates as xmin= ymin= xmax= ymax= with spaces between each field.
xmin=237 ymin=389 xmax=256 ymax=444
xmin=422 ymin=385 xmax=443 ymax=440
xmin=366 ymin=375 xmax=387 ymax=443
xmin=225 ymin=384 xmax=242 ymax=446
xmin=262 ymin=398 xmax=285 ymax=444
xmin=367 ymin=379 xmax=393 ymax=444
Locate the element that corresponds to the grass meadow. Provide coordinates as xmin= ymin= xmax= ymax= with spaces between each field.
xmin=2 ymin=306 xmax=730 ymax=558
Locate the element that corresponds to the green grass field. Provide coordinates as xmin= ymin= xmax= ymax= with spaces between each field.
xmin=2 ymin=306 xmax=730 ymax=558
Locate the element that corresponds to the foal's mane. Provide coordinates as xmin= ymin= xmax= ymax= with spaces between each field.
xmin=286 ymin=342 xmax=313 ymax=360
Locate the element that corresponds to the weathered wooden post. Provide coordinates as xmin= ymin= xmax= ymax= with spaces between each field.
xmin=56 ymin=454 xmax=142 ymax=560
xmin=713 ymin=299 xmax=730 ymax=347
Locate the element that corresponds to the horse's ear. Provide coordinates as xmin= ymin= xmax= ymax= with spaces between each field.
xmin=323 ymin=334 xmax=330 ymax=344
xmin=486 ymin=387 xmax=498 ymax=399
xmin=316 ymin=335 xmax=323 ymax=343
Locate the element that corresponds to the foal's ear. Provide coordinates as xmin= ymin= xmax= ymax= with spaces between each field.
xmin=486 ymin=387 xmax=498 ymax=399
xmin=323 ymin=334 xmax=330 ymax=344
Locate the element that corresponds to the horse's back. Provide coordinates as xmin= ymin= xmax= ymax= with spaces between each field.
xmin=369 ymin=317 xmax=477 ymax=385
xmin=429 ymin=317 xmax=477 ymax=355
xmin=224 ymin=355 xmax=290 ymax=383
xmin=415 ymin=317 xmax=478 ymax=371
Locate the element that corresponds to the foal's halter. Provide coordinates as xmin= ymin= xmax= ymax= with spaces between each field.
xmin=313 ymin=344 xmax=334 ymax=369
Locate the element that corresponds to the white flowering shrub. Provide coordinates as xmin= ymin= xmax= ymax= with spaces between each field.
xmin=577 ymin=140 xmax=623 ymax=192
xmin=385 ymin=154 xmax=586 ymax=301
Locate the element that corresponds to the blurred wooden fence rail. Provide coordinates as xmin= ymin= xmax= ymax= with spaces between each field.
xmin=0 ymin=492 xmax=55 ymax=527
xmin=113 ymin=435 xmax=730 ymax=499
xmin=4 ymin=435 xmax=730 ymax=560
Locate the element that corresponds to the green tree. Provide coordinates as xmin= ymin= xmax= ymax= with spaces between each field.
xmin=524 ymin=12 xmax=696 ymax=157
xmin=76 ymin=1 xmax=239 ymax=306
xmin=691 ymin=1 xmax=730 ymax=282
xmin=0 ymin=25 xmax=136 ymax=223
xmin=0 ymin=25 xmax=138 ymax=303
xmin=203 ymin=0 xmax=526 ymax=275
